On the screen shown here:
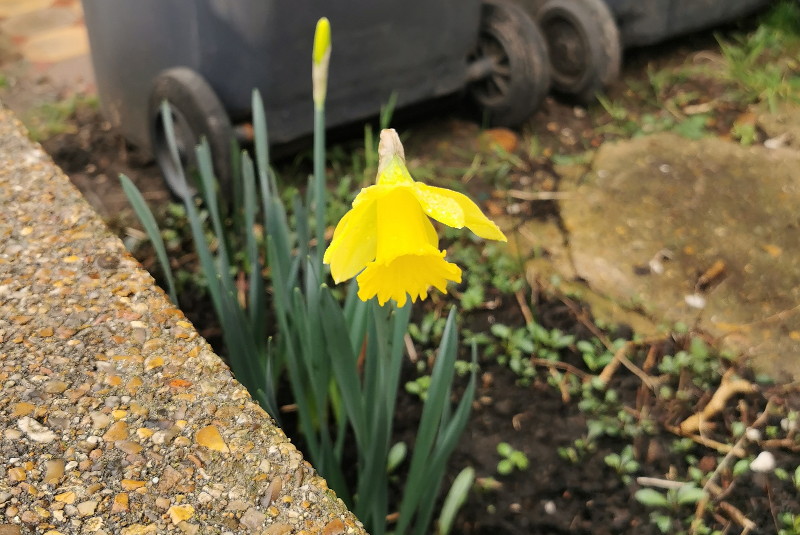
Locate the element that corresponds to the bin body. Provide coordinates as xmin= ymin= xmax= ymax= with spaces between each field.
xmin=82 ymin=0 xmax=481 ymax=148
xmin=603 ymin=0 xmax=772 ymax=46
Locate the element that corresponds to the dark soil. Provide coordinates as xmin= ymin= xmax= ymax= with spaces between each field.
xmin=34 ymin=22 xmax=799 ymax=535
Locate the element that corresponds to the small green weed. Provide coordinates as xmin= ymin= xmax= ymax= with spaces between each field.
xmin=496 ymin=442 xmax=529 ymax=475
xmin=405 ymin=375 xmax=431 ymax=401
xmin=634 ymin=484 xmax=707 ymax=534
xmin=604 ymin=445 xmax=640 ymax=485
xmin=731 ymin=120 xmax=758 ymax=145
xmin=716 ymin=0 xmax=800 ymax=111
xmin=23 ymin=94 xmax=99 ymax=141
xmin=780 ymin=512 xmax=800 ymax=535
xmin=487 ymin=321 xmax=574 ymax=385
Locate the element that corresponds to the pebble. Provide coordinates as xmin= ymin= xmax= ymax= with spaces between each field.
xmin=115 ymin=440 xmax=143 ymax=455
xmin=120 ymin=479 xmax=146 ymax=491
xmin=43 ymin=459 xmax=65 ymax=484
xmin=745 ymin=427 xmax=762 ymax=441
xmin=83 ymin=517 xmax=104 ymax=531
xmin=750 ymin=451 xmax=776 ymax=473
xmin=195 ymin=425 xmax=229 ymax=452
xmin=240 ymin=507 xmax=267 ymax=531
xmin=102 ymin=421 xmax=129 ymax=442
xmin=157 ymin=466 xmax=182 ymax=492
xmin=17 ymin=416 xmax=57 ymax=443
xmin=3 ymin=429 xmax=22 ymax=440
xmin=54 ymin=491 xmax=76 ymax=504
xmin=178 ymin=522 xmax=199 ymax=535
xmin=19 ymin=510 xmax=38 ymax=523
xmin=7 ymin=467 xmax=26 ymax=482
xmin=684 ymin=293 xmax=706 ymax=309
xmin=44 ymin=380 xmax=69 ymax=394
xmin=77 ymin=500 xmax=99 ymax=516
xmin=111 ymin=493 xmax=129 ymax=513
xmin=322 ymin=518 xmax=346 ymax=535
xmin=120 ymin=525 xmax=157 ymax=535
xmin=262 ymin=523 xmax=293 ymax=535
xmin=167 ymin=504 xmax=195 ymax=524
xmin=11 ymin=402 xmax=35 ymax=418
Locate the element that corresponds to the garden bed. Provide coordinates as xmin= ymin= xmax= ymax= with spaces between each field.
xmin=31 ymin=6 xmax=800 ymax=533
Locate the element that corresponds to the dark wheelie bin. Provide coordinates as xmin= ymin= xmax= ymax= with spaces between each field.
xmin=81 ymin=0 xmax=551 ymax=197
xmin=516 ymin=0 xmax=772 ymax=101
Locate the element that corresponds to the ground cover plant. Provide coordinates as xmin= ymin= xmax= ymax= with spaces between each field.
xmin=26 ymin=1 xmax=800 ymax=533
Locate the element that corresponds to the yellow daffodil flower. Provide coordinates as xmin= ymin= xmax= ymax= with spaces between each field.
xmin=323 ymin=129 xmax=506 ymax=306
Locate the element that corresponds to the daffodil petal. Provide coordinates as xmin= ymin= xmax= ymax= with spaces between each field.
xmin=323 ymin=199 xmax=377 ymax=282
xmin=351 ymin=183 xmax=387 ymax=209
xmin=423 ymin=209 xmax=438 ymax=247
xmin=413 ymin=184 xmax=507 ymax=242
xmin=356 ymin=248 xmax=462 ymax=306
xmin=374 ymin=188 xmax=439 ymax=262
xmin=410 ymin=183 xmax=465 ymax=228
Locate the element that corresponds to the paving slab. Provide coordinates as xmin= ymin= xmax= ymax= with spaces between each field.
xmin=0 ymin=107 xmax=364 ymax=534
xmin=0 ymin=7 xmax=80 ymax=38
xmin=516 ymin=128 xmax=800 ymax=381
xmin=0 ymin=0 xmax=53 ymax=19
xmin=0 ymin=0 xmax=95 ymax=106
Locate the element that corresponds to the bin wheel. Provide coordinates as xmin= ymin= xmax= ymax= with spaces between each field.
xmin=536 ymin=0 xmax=621 ymax=102
xmin=148 ymin=67 xmax=233 ymax=199
xmin=469 ymin=0 xmax=551 ymax=127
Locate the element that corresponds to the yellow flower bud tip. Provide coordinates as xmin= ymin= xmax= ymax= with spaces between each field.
xmin=313 ymin=17 xmax=331 ymax=65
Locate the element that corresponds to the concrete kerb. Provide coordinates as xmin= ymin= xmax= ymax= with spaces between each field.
xmin=0 ymin=106 xmax=365 ymax=534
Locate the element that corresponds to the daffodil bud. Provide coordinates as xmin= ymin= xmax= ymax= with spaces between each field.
xmin=312 ymin=17 xmax=331 ymax=109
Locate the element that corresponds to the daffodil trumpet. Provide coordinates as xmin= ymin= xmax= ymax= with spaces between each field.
xmin=324 ymin=129 xmax=507 ymax=306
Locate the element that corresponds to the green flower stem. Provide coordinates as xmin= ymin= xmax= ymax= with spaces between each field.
xmin=314 ymin=106 xmax=326 ymax=274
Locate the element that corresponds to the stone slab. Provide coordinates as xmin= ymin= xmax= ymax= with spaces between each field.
xmin=517 ymin=131 xmax=800 ymax=380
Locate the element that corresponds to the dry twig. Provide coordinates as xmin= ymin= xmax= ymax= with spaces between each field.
xmin=678 ymin=369 xmax=758 ymax=434
xmin=663 ymin=425 xmax=741 ymax=454
xmin=515 ymin=289 xmax=534 ymax=325
xmin=635 ymin=476 xmax=687 ymax=490
xmin=507 ymin=189 xmax=573 ymax=201
xmin=597 ymin=340 xmax=661 ymax=389
xmin=703 ymin=401 xmax=773 ymax=492
xmin=718 ymin=502 xmax=757 ymax=534
xmin=403 ymin=333 xmax=418 ymax=363
xmin=530 ymin=357 xmax=592 ymax=381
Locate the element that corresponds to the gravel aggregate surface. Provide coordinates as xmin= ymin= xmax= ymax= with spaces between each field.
xmin=0 ymin=107 xmax=364 ymax=535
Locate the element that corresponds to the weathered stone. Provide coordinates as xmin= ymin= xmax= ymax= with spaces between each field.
xmin=519 ymin=131 xmax=800 ymax=379
xmin=195 ymin=425 xmax=229 ymax=452
xmin=42 ymin=459 xmax=65 ymax=484
xmin=167 ymin=504 xmax=195 ymax=525
xmin=17 ymin=416 xmax=57 ymax=443
xmin=262 ymin=523 xmax=294 ymax=535
xmin=102 ymin=421 xmax=129 ymax=442
xmin=76 ymin=500 xmax=98 ymax=516
xmin=240 ymin=507 xmax=267 ymax=531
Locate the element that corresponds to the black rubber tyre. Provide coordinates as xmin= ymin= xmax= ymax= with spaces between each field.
xmin=469 ymin=0 xmax=551 ymax=127
xmin=148 ymin=67 xmax=233 ymax=199
xmin=536 ymin=0 xmax=621 ymax=102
